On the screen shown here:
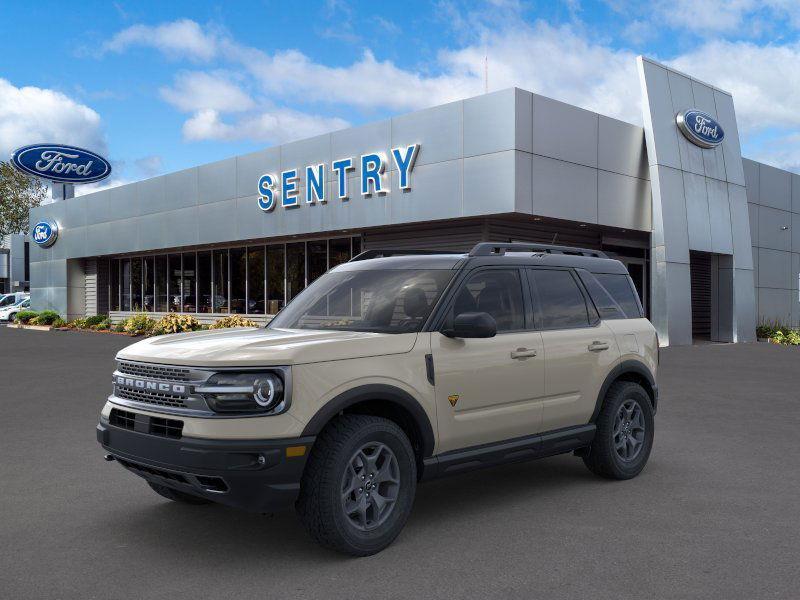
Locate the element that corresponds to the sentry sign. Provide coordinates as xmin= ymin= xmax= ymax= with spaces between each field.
xmin=257 ymin=144 xmax=419 ymax=212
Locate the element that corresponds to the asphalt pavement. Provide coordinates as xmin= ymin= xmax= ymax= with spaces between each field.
xmin=1 ymin=325 xmax=798 ymax=599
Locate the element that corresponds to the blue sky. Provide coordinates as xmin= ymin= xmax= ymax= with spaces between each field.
xmin=1 ymin=0 xmax=799 ymax=193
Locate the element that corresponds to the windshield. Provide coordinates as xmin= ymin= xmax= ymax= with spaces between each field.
xmin=269 ymin=268 xmax=455 ymax=333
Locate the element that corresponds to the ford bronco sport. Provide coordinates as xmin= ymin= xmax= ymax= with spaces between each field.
xmin=97 ymin=242 xmax=658 ymax=556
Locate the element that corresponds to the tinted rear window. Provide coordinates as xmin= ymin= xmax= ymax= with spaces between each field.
xmin=593 ymin=273 xmax=643 ymax=318
xmin=529 ymin=269 xmax=590 ymax=329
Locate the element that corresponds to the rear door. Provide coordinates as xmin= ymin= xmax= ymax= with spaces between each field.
xmin=527 ymin=268 xmax=620 ymax=432
xmin=431 ymin=267 xmax=545 ymax=453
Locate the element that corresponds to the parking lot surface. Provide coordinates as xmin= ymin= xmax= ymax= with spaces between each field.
xmin=1 ymin=326 xmax=798 ymax=599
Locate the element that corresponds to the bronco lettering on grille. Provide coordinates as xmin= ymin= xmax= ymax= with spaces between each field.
xmin=115 ymin=376 xmax=186 ymax=395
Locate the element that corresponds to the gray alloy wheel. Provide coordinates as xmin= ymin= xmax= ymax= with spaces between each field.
xmin=613 ymin=399 xmax=646 ymax=462
xmin=341 ymin=442 xmax=401 ymax=531
xmin=296 ymin=414 xmax=417 ymax=556
xmin=582 ymin=380 xmax=654 ymax=480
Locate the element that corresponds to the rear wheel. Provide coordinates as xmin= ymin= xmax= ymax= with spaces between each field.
xmin=297 ymin=414 xmax=417 ymax=556
xmin=148 ymin=482 xmax=211 ymax=505
xmin=583 ymin=381 xmax=654 ymax=479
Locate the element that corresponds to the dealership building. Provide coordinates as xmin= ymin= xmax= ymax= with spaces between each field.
xmin=25 ymin=56 xmax=800 ymax=345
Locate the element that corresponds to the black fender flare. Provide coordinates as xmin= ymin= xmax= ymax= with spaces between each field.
xmin=301 ymin=384 xmax=436 ymax=458
xmin=591 ymin=360 xmax=658 ymax=422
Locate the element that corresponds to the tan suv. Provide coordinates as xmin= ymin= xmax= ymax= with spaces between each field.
xmin=97 ymin=243 xmax=658 ymax=555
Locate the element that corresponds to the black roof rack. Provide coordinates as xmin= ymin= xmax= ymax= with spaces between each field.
xmin=349 ymin=248 xmax=463 ymax=262
xmin=468 ymin=242 xmax=608 ymax=259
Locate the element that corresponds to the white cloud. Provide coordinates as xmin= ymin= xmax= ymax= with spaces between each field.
xmin=102 ymin=19 xmax=219 ymax=61
xmin=160 ymin=71 xmax=254 ymax=113
xmin=0 ymin=78 xmax=106 ymax=159
xmin=134 ymin=155 xmax=163 ymax=177
xmin=103 ymin=16 xmax=800 ymax=170
xmin=611 ymin=0 xmax=800 ymax=35
xmin=182 ymin=108 xmax=349 ymax=143
xmin=668 ymin=40 xmax=800 ymax=132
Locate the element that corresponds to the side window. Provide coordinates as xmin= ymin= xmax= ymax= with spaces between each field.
xmin=448 ymin=269 xmax=525 ymax=332
xmin=529 ymin=269 xmax=590 ymax=329
xmin=593 ymin=273 xmax=643 ymax=318
xmin=577 ymin=270 xmax=626 ymax=320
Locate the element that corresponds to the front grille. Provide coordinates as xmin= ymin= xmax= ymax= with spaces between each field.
xmin=115 ymin=387 xmax=187 ymax=408
xmin=108 ymin=408 xmax=185 ymax=439
xmin=149 ymin=417 xmax=183 ymax=439
xmin=109 ymin=408 xmax=136 ymax=430
xmin=118 ymin=361 xmax=192 ymax=382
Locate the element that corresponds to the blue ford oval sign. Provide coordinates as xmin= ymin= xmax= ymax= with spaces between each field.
xmin=11 ymin=144 xmax=111 ymax=184
xmin=676 ymin=110 xmax=725 ymax=149
xmin=31 ymin=220 xmax=59 ymax=247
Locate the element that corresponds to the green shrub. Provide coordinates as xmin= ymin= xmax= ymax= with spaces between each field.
xmin=758 ymin=320 xmax=800 ymax=345
xmin=121 ymin=313 xmax=157 ymax=336
xmin=92 ymin=318 xmax=112 ymax=331
xmin=84 ymin=314 xmax=108 ymax=327
xmin=152 ymin=313 xmax=202 ymax=335
xmin=30 ymin=310 xmax=62 ymax=325
xmin=15 ymin=310 xmax=39 ymax=324
xmin=52 ymin=317 xmax=66 ymax=328
xmin=210 ymin=314 xmax=259 ymax=329
xmin=113 ymin=321 xmax=127 ymax=333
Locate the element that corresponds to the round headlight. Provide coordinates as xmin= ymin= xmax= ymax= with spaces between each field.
xmin=254 ymin=375 xmax=284 ymax=409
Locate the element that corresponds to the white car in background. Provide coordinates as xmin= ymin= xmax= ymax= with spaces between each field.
xmin=0 ymin=292 xmax=28 ymax=308
xmin=0 ymin=297 xmax=30 ymax=322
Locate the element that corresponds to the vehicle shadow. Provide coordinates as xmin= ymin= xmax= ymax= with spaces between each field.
xmin=92 ymin=454 xmax=601 ymax=563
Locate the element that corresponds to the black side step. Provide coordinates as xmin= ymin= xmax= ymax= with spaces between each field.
xmin=421 ymin=424 xmax=596 ymax=480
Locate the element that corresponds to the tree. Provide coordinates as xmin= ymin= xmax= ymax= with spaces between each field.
xmin=0 ymin=160 xmax=47 ymax=238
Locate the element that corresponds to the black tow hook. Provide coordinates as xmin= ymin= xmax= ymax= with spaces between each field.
xmin=104 ymin=454 xmax=116 ymax=462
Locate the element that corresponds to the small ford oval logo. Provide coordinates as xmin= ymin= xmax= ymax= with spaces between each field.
xmin=676 ymin=110 xmax=725 ymax=149
xmin=11 ymin=144 xmax=112 ymax=184
xmin=31 ymin=220 xmax=58 ymax=247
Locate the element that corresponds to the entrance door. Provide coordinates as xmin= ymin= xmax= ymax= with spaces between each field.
xmin=615 ymin=256 xmax=647 ymax=317
xmin=431 ymin=268 xmax=546 ymax=453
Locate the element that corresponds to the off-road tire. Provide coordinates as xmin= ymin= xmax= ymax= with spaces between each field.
xmin=297 ymin=414 xmax=417 ymax=556
xmin=583 ymin=381 xmax=654 ymax=480
xmin=148 ymin=482 xmax=212 ymax=505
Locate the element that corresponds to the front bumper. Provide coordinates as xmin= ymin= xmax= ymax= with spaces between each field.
xmin=97 ymin=417 xmax=314 ymax=513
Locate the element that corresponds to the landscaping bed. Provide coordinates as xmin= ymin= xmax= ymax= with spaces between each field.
xmin=756 ymin=322 xmax=800 ymax=346
xmin=10 ymin=312 xmax=260 ymax=337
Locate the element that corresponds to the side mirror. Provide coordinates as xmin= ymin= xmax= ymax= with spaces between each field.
xmin=442 ymin=312 xmax=497 ymax=339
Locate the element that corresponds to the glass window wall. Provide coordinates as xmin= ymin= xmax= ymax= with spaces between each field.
xmin=230 ymin=247 xmax=247 ymax=314
xmin=108 ymin=236 xmax=359 ymax=315
xmin=169 ymin=254 xmax=182 ymax=312
xmin=212 ymin=249 xmax=228 ymax=313
xmin=247 ymin=247 xmax=265 ymax=314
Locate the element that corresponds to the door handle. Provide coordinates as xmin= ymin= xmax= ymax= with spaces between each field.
xmin=588 ymin=341 xmax=610 ymax=352
xmin=511 ymin=348 xmax=538 ymax=359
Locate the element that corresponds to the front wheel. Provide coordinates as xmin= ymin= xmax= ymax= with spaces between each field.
xmin=583 ymin=381 xmax=654 ymax=480
xmin=297 ymin=414 xmax=417 ymax=556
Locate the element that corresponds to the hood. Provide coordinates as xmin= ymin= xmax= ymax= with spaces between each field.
xmin=116 ymin=327 xmax=419 ymax=367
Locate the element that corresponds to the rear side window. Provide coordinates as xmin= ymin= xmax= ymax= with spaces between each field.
xmin=593 ymin=273 xmax=643 ymax=318
xmin=577 ymin=270 xmax=626 ymax=320
xmin=528 ymin=269 xmax=590 ymax=329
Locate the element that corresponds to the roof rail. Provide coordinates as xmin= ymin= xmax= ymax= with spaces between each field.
xmin=468 ymin=242 xmax=608 ymax=259
xmin=349 ymin=248 xmax=463 ymax=262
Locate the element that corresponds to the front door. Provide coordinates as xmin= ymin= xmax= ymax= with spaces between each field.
xmin=431 ymin=268 xmax=545 ymax=453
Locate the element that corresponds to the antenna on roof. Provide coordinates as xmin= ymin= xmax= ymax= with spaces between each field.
xmin=484 ymin=53 xmax=489 ymax=94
